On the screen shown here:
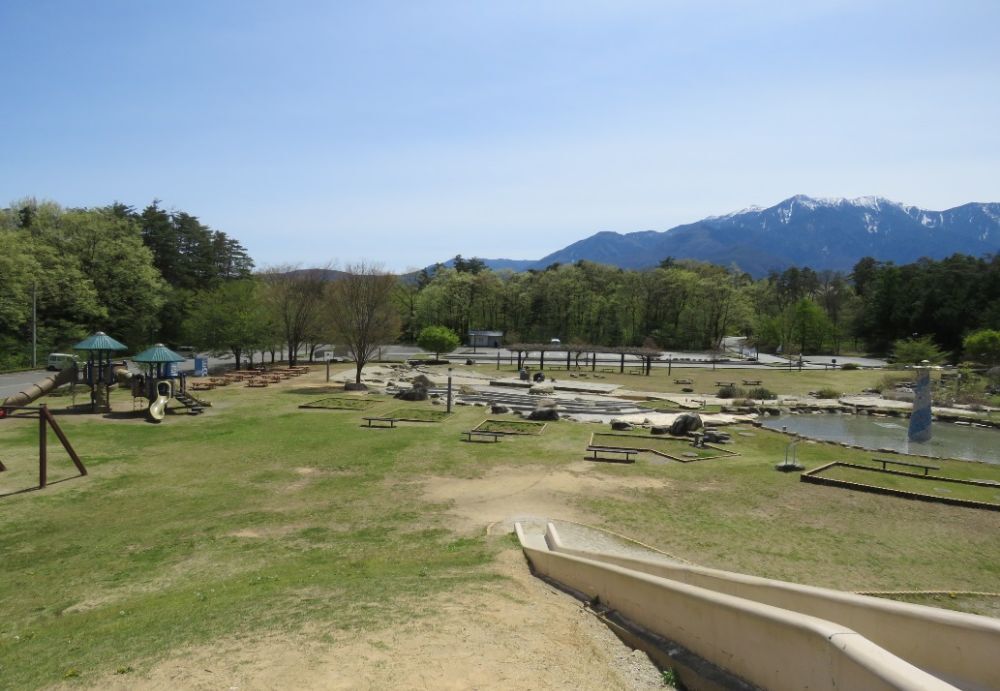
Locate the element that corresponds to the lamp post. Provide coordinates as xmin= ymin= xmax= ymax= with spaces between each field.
xmin=447 ymin=367 xmax=453 ymax=414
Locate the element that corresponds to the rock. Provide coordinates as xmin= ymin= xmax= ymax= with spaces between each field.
xmin=669 ymin=413 xmax=703 ymax=436
xmin=529 ymin=383 xmax=555 ymax=395
xmin=703 ymin=430 xmax=730 ymax=443
xmin=394 ymin=387 xmax=428 ymax=401
xmin=431 ymin=399 xmax=441 ymax=405
xmin=650 ymin=425 xmax=671 ymax=435
xmin=465 ymin=359 xmax=474 ymax=365
xmin=528 ymin=407 xmax=560 ymax=421
xmin=429 ymin=392 xmax=440 ymax=399
xmin=611 ymin=420 xmax=633 ymax=431
xmin=411 ymin=374 xmax=436 ymax=388
xmin=681 ymin=387 xmax=694 ymax=393
xmin=344 ymin=382 xmax=368 ymax=391
xmin=490 ymin=404 xmax=510 ymax=414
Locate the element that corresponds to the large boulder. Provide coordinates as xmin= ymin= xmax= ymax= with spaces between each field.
xmin=610 ymin=420 xmax=633 ymax=431
xmin=528 ymin=406 xmax=560 ymax=421
xmin=650 ymin=425 xmax=671 ymax=435
xmin=669 ymin=413 xmax=703 ymax=436
xmin=411 ymin=374 xmax=436 ymax=388
xmin=490 ymin=404 xmax=511 ymax=414
xmin=344 ymin=382 xmax=368 ymax=391
xmin=394 ymin=385 xmax=428 ymax=401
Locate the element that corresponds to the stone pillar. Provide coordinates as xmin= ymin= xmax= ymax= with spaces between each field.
xmin=907 ymin=363 xmax=932 ymax=443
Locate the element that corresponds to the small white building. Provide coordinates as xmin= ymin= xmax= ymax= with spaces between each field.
xmin=468 ymin=330 xmax=503 ymax=348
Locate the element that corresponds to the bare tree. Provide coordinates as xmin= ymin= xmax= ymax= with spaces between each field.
xmin=328 ymin=262 xmax=400 ymax=388
xmin=260 ymin=264 xmax=330 ymax=366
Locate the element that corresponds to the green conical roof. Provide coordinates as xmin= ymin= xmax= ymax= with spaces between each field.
xmin=73 ymin=331 xmax=127 ymax=351
xmin=132 ymin=343 xmax=186 ymax=363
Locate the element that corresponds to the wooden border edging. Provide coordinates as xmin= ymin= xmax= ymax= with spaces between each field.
xmin=801 ymin=462 xmax=1000 ymax=512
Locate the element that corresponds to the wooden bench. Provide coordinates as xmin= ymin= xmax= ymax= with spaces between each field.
xmin=715 ymin=381 xmax=735 ymax=387
xmin=742 ymin=379 xmax=762 ymax=386
xmin=674 ymin=378 xmax=693 ymax=385
xmin=189 ymin=382 xmax=214 ymax=391
xmin=363 ymin=416 xmax=398 ymax=429
xmin=462 ymin=430 xmax=503 ymax=443
xmin=586 ymin=445 xmax=638 ymax=463
xmin=872 ymin=458 xmax=940 ymax=475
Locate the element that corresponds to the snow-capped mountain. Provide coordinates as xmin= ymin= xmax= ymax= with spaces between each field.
xmin=462 ymin=195 xmax=1000 ymax=277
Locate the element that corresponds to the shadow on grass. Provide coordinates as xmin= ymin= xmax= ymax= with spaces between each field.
xmin=0 ymin=472 xmax=86 ymax=499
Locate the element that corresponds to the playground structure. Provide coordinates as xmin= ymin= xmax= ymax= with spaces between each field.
xmin=0 ymin=404 xmax=86 ymax=493
xmin=517 ymin=521 xmax=1000 ymax=691
xmin=129 ymin=343 xmax=209 ymax=422
xmin=0 ymin=333 xmax=208 ymax=423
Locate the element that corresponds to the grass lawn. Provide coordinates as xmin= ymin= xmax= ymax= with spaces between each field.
xmin=1 ymin=364 xmax=999 ymax=686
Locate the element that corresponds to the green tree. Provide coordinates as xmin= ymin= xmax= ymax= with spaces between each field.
xmin=963 ymin=329 xmax=1000 ymax=365
xmin=185 ymin=279 xmax=269 ymax=369
xmin=891 ymin=336 xmax=945 ymax=364
xmin=417 ymin=325 xmax=460 ymax=360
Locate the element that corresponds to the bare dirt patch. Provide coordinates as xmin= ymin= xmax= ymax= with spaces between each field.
xmin=422 ymin=462 xmax=671 ymax=534
xmin=83 ymin=551 xmax=662 ymax=691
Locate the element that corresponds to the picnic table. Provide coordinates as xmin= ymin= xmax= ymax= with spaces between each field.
xmin=872 ymin=458 xmax=940 ymax=476
xmin=715 ymin=381 xmax=735 ymax=387
xmin=246 ymin=378 xmax=268 ymax=387
xmin=585 ymin=445 xmax=638 ymax=463
xmin=462 ymin=430 xmax=503 ymax=443
xmin=674 ymin=378 xmax=693 ymax=385
xmin=363 ymin=416 xmax=398 ymax=429
xmin=742 ymin=379 xmax=762 ymax=386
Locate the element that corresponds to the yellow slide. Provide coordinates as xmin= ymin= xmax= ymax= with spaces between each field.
xmin=147 ymin=381 xmax=171 ymax=422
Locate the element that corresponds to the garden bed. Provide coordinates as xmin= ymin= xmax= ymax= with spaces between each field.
xmin=590 ymin=432 xmax=738 ymax=462
xmin=472 ymin=419 xmax=547 ymax=435
xmin=299 ymin=396 xmax=379 ymax=411
xmin=384 ymin=407 xmax=452 ymax=422
xmin=802 ymin=462 xmax=1000 ymax=510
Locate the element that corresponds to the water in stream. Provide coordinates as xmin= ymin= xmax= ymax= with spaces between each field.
xmin=761 ymin=414 xmax=1000 ymax=464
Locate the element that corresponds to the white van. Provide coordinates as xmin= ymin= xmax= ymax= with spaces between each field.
xmin=47 ymin=353 xmax=79 ymax=371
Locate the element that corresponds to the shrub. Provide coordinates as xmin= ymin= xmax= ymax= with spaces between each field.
xmin=815 ymin=387 xmax=840 ymax=399
xmin=747 ymin=386 xmax=776 ymax=400
xmin=840 ymin=362 xmax=859 ymax=371
xmin=874 ymin=374 xmax=910 ymax=393
xmin=716 ymin=384 xmax=746 ymax=399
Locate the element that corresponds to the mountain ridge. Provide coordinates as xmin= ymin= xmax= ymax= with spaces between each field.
xmin=447 ymin=195 xmax=1000 ymax=277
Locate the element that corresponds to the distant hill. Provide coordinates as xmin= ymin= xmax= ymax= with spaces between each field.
xmin=438 ymin=195 xmax=1000 ymax=277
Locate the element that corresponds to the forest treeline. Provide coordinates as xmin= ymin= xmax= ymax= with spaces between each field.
xmin=406 ymin=254 xmax=1000 ymax=359
xmin=0 ymin=199 xmax=253 ymax=368
xmin=2 ymin=198 xmax=998 ymax=369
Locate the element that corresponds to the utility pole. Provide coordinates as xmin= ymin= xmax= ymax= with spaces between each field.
xmin=32 ymin=281 xmax=37 ymax=369
xmin=447 ymin=367 xmax=453 ymax=413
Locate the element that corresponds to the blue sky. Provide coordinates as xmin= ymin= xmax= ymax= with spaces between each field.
xmin=2 ymin=1 xmax=998 ymax=271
